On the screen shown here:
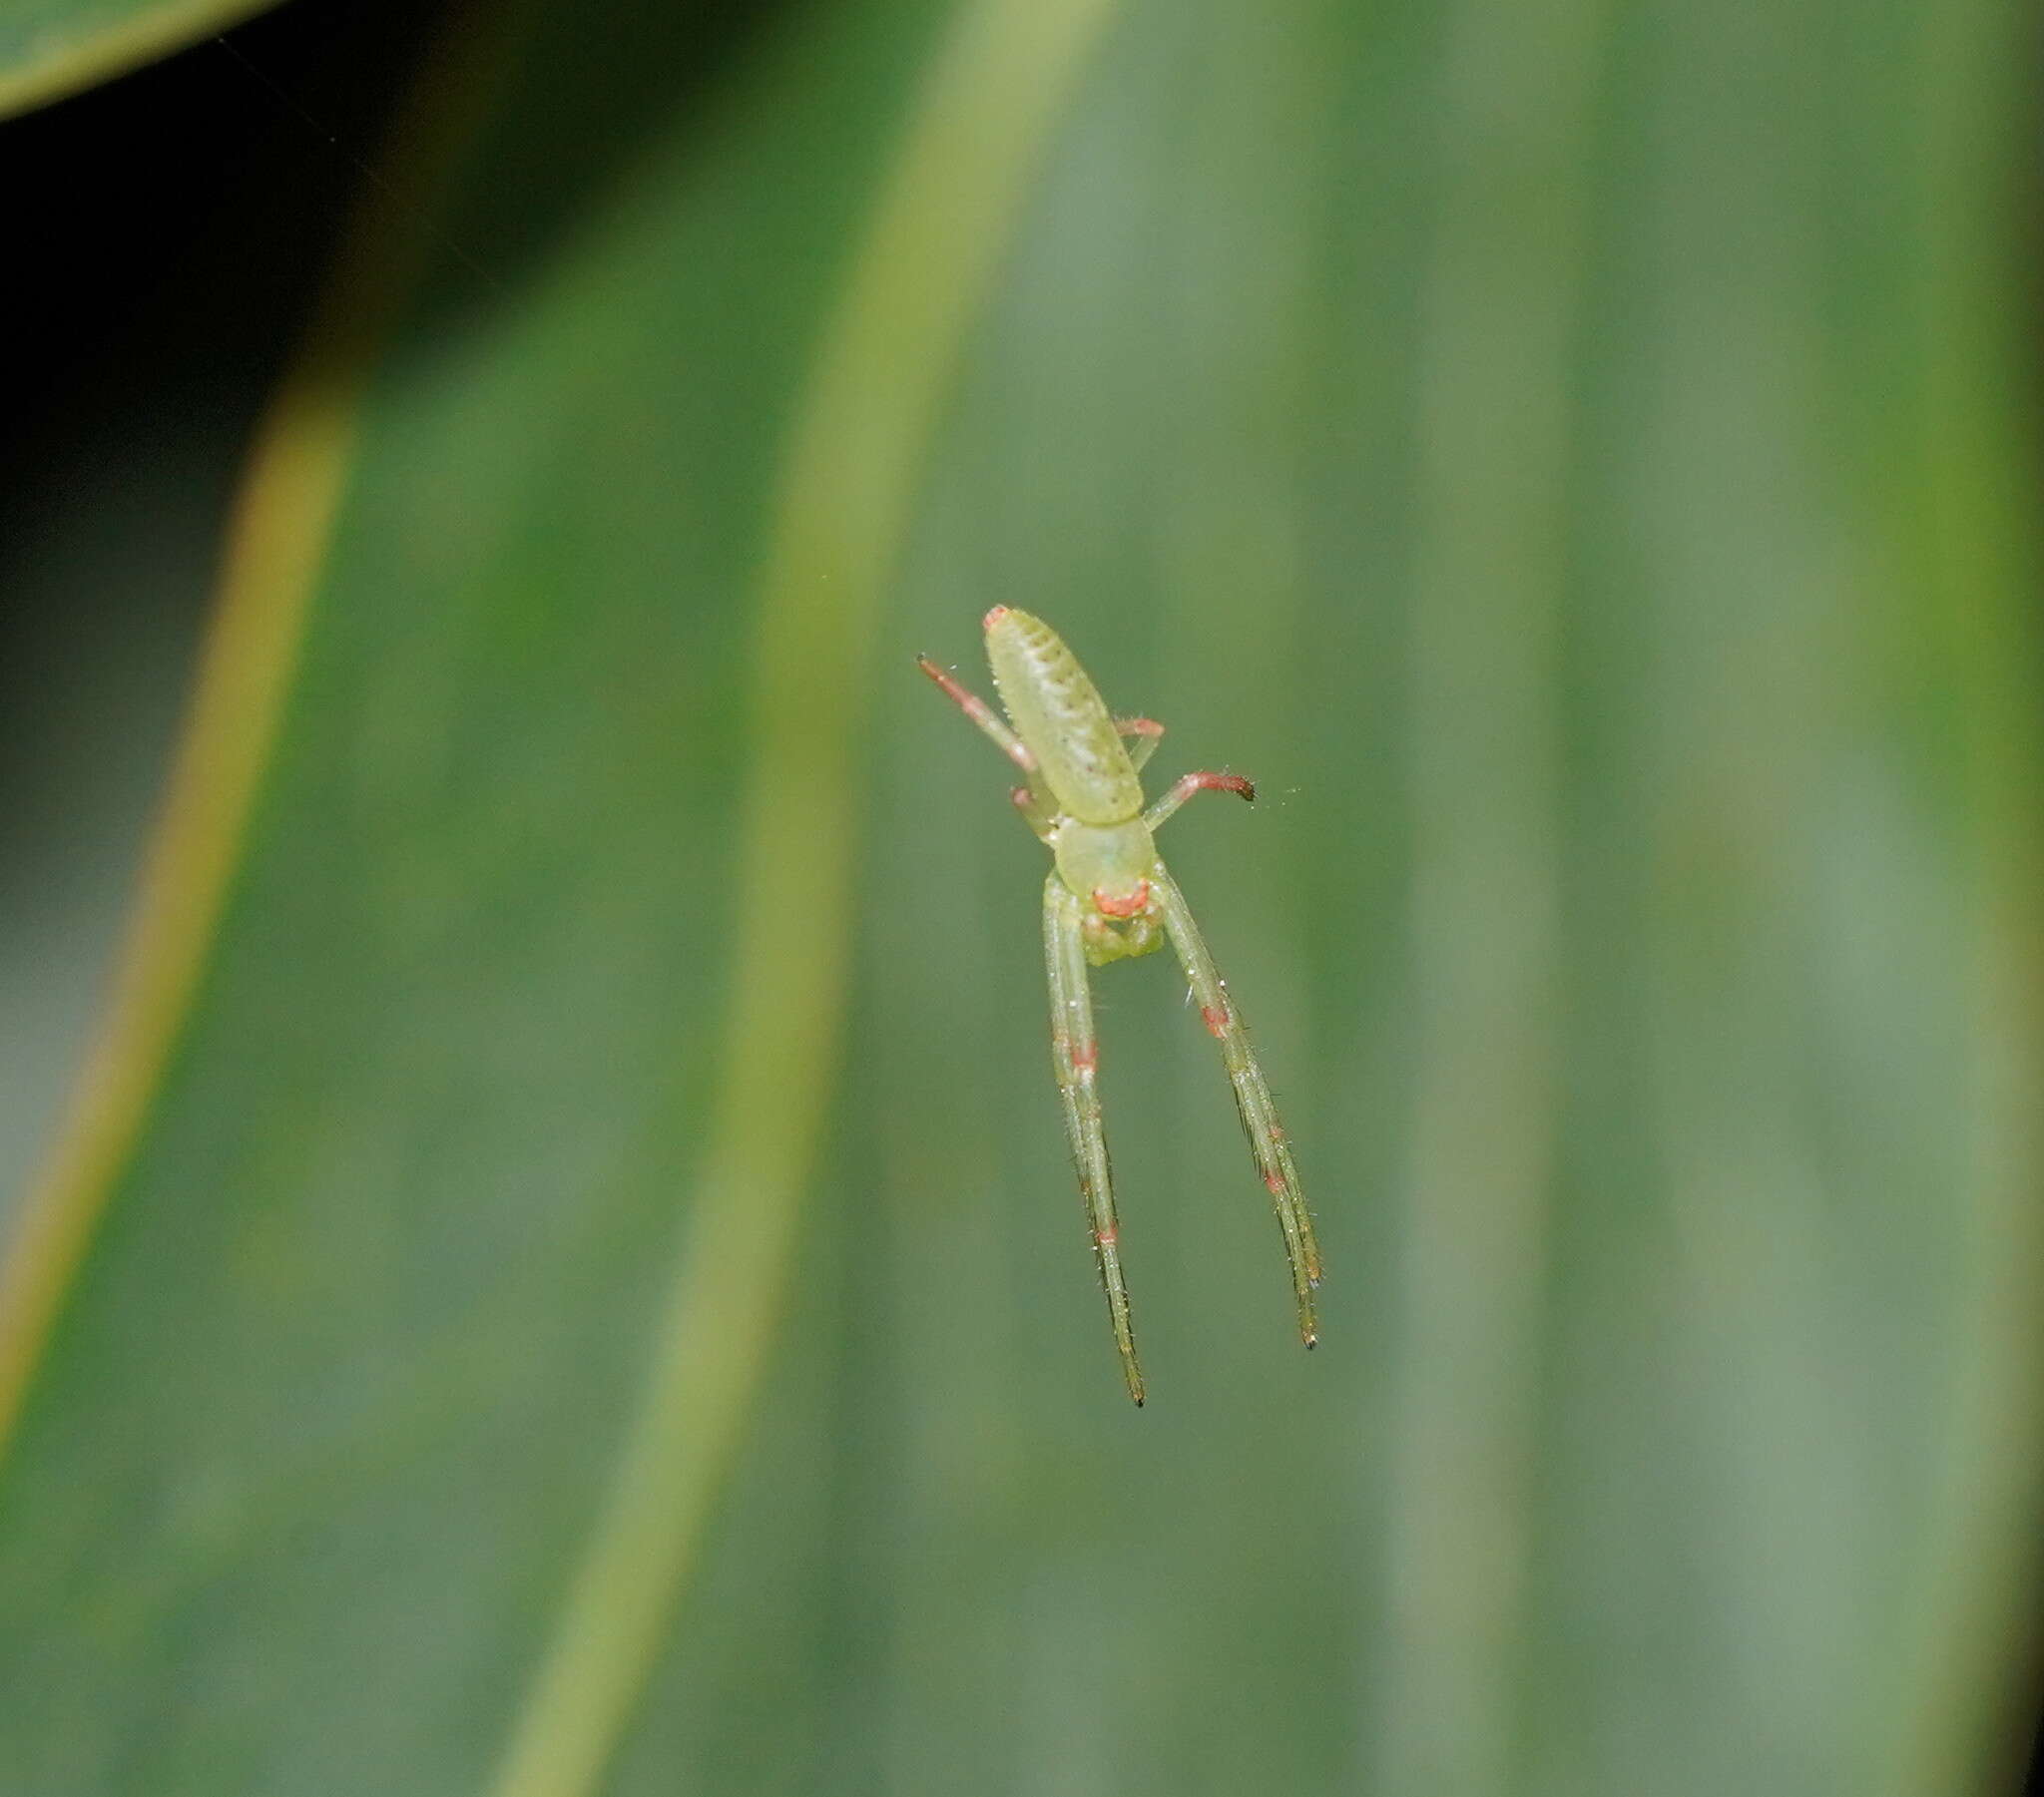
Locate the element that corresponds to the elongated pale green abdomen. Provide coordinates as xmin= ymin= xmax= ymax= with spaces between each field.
xmin=984 ymin=609 xmax=1142 ymax=825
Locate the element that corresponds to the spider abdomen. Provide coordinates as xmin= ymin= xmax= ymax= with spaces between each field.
xmin=984 ymin=607 xmax=1142 ymax=825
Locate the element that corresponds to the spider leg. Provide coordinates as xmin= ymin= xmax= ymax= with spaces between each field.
xmin=1045 ymin=873 xmax=1145 ymax=1405
xmin=1011 ymin=784 xmax=1057 ymax=841
xmin=1148 ymin=864 xmax=1320 ymax=1346
xmin=1115 ymin=714 xmax=1165 ymax=774
xmin=1143 ymin=770 xmax=1255 ymax=831
xmin=916 ymin=655 xmax=1035 ymax=774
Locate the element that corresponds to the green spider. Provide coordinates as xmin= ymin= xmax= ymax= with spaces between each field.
xmin=918 ymin=607 xmax=1320 ymax=1405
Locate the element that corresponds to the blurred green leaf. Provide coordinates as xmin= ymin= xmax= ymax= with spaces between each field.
xmin=0 ymin=0 xmax=425 ymax=1230
xmin=1 ymin=0 xmax=2040 ymax=1794
xmin=0 ymin=0 xmax=281 ymax=119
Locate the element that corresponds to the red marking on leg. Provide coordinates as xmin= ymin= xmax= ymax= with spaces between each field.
xmin=1117 ymin=715 xmax=1164 ymax=738
xmin=916 ymin=656 xmax=1034 ymax=770
xmin=1188 ymin=771 xmax=1256 ymax=803
xmin=1201 ymin=1005 xmax=1230 ymax=1038
xmin=1093 ymin=878 xmax=1151 ymax=919
xmin=982 ymin=605 xmax=1010 ymax=629
xmin=918 ymin=661 xmax=977 ymax=714
xmin=1072 ymin=1040 xmax=1098 ymax=1075
xmin=1094 ymin=1226 xmax=1118 ymax=1248
xmin=1264 ymin=1170 xmax=1285 ymax=1196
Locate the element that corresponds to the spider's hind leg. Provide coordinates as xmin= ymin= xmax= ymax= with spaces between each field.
xmin=1144 ymin=770 xmax=1255 ymax=831
xmin=917 ymin=654 xmax=1035 ymax=773
xmin=1010 ymin=783 xmax=1056 ymax=841
xmin=1116 ymin=715 xmax=1166 ymax=774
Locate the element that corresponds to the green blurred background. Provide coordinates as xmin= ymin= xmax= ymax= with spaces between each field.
xmin=2 ymin=0 xmax=2041 ymax=1792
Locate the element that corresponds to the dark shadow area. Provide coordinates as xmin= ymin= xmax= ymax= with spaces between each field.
xmin=400 ymin=0 xmax=810 ymax=342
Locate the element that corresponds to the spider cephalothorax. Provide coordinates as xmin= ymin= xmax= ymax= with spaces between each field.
xmin=917 ymin=607 xmax=1319 ymax=1405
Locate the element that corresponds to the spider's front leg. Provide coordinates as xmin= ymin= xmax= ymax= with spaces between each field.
xmin=1044 ymin=874 xmax=1144 ymax=1405
xmin=1148 ymin=863 xmax=1320 ymax=1346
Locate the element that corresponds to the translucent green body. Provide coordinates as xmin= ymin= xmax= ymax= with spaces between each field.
xmin=917 ymin=610 xmax=1319 ymax=1403
xmin=986 ymin=609 xmax=1145 ymax=825
xmin=986 ymin=608 xmax=1159 ymax=925
xmin=1049 ymin=818 xmax=1158 ymax=940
